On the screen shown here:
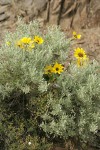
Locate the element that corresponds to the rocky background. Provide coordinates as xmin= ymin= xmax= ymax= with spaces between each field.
xmin=0 ymin=0 xmax=100 ymax=30
xmin=0 ymin=0 xmax=100 ymax=61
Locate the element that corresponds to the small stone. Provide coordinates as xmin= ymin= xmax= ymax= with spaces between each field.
xmin=28 ymin=141 xmax=31 ymax=145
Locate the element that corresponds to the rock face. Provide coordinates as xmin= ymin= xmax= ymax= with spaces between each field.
xmin=0 ymin=0 xmax=100 ymax=31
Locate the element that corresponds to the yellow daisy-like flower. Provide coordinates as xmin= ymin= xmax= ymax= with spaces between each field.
xmin=17 ymin=40 xmax=24 ymax=49
xmin=17 ymin=37 xmax=35 ymax=50
xmin=34 ymin=36 xmax=44 ymax=44
xmin=28 ymin=41 xmax=35 ymax=49
xmin=77 ymin=58 xmax=89 ymax=67
xmin=74 ymin=47 xmax=88 ymax=67
xmin=74 ymin=47 xmax=87 ymax=59
xmin=53 ymin=62 xmax=64 ymax=74
xmin=21 ymin=37 xmax=32 ymax=44
xmin=44 ymin=65 xmax=54 ymax=74
xmin=73 ymin=31 xmax=81 ymax=39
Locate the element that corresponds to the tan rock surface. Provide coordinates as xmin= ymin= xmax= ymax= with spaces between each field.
xmin=0 ymin=0 xmax=100 ymax=29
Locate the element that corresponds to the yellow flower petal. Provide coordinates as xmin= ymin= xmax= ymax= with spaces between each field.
xmin=74 ymin=47 xmax=87 ymax=60
xmin=21 ymin=37 xmax=32 ymax=44
xmin=53 ymin=62 xmax=64 ymax=74
xmin=73 ymin=31 xmax=81 ymax=39
xmin=17 ymin=41 xmax=24 ymax=49
xmin=29 ymin=41 xmax=35 ymax=49
xmin=34 ymin=36 xmax=44 ymax=44
xmin=77 ymin=34 xmax=81 ymax=39
xmin=74 ymin=47 xmax=89 ymax=67
xmin=73 ymin=31 xmax=77 ymax=35
xmin=44 ymin=65 xmax=54 ymax=74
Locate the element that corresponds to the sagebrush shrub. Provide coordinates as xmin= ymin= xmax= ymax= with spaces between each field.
xmin=0 ymin=18 xmax=100 ymax=150
xmin=0 ymin=19 xmax=69 ymax=149
xmin=41 ymin=62 xmax=100 ymax=140
xmin=0 ymin=19 xmax=69 ymax=98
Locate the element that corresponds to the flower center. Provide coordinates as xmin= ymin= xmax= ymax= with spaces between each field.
xmin=56 ymin=68 xmax=59 ymax=71
xmin=48 ymin=69 xmax=51 ymax=73
xmin=74 ymin=35 xmax=77 ymax=38
xmin=36 ymin=39 xmax=40 ymax=43
xmin=78 ymin=53 xmax=83 ymax=57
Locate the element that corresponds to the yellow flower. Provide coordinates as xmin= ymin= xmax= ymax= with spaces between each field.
xmin=34 ymin=36 xmax=44 ymax=44
xmin=53 ymin=62 xmax=64 ymax=74
xmin=28 ymin=41 xmax=35 ymax=49
xmin=74 ymin=47 xmax=88 ymax=67
xmin=21 ymin=37 xmax=32 ymax=44
xmin=17 ymin=40 xmax=24 ymax=49
xmin=74 ymin=47 xmax=87 ymax=59
xmin=73 ymin=31 xmax=81 ymax=39
xmin=16 ymin=37 xmax=35 ymax=50
xmin=6 ymin=41 xmax=11 ymax=46
xmin=44 ymin=65 xmax=54 ymax=74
